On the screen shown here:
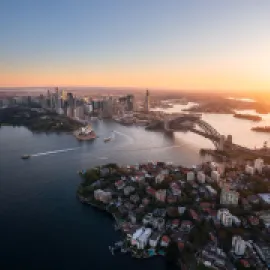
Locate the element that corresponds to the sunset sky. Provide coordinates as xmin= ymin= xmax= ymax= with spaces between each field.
xmin=1 ymin=0 xmax=270 ymax=92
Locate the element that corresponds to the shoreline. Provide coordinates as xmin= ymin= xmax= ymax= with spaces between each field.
xmin=77 ymin=194 xmax=163 ymax=260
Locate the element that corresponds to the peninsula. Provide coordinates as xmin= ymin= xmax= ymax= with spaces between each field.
xmin=252 ymin=126 xmax=270 ymax=133
xmin=234 ymin=113 xmax=262 ymax=122
xmin=0 ymin=107 xmax=83 ymax=133
xmin=77 ymin=161 xmax=270 ymax=269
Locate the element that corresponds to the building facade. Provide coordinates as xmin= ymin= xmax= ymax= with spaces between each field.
xmin=220 ymin=188 xmax=239 ymax=205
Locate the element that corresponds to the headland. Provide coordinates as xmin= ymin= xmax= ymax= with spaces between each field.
xmin=0 ymin=107 xmax=83 ymax=133
xmin=77 ymin=161 xmax=270 ymax=269
xmin=233 ymin=113 xmax=262 ymax=122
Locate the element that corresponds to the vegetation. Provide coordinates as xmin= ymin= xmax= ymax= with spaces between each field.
xmin=0 ymin=107 xmax=82 ymax=132
xmin=233 ymin=113 xmax=262 ymax=122
xmin=166 ymin=241 xmax=180 ymax=263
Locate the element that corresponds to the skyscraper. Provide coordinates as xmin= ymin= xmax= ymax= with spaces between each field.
xmin=144 ymin=89 xmax=150 ymax=112
xmin=66 ymin=93 xmax=75 ymax=118
xmin=102 ymin=97 xmax=113 ymax=118
xmin=55 ymin=87 xmax=62 ymax=114
xmin=126 ymin=94 xmax=134 ymax=111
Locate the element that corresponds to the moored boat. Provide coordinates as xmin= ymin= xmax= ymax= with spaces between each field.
xmin=104 ymin=137 xmax=111 ymax=142
xmin=21 ymin=154 xmax=31 ymax=160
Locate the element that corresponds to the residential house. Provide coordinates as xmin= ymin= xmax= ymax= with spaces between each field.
xmin=137 ymin=228 xmax=152 ymax=249
xmin=149 ymin=232 xmax=161 ymax=248
xmin=180 ymin=221 xmax=193 ymax=233
xmin=187 ymin=171 xmax=195 ymax=181
xmin=197 ymin=171 xmax=206 ymax=183
xmin=211 ymin=170 xmax=220 ymax=183
xmin=94 ymin=189 xmax=112 ymax=204
xmin=146 ymin=186 xmax=156 ymax=197
xmin=115 ymin=180 xmax=125 ymax=190
xmin=143 ymin=213 xmax=153 ymax=226
xmin=130 ymin=194 xmax=140 ymax=204
xmin=155 ymin=189 xmax=166 ymax=202
xmin=160 ymin=235 xmax=170 ymax=247
xmin=155 ymin=173 xmax=165 ymax=184
xmin=220 ymin=188 xmax=239 ymax=205
xmin=124 ymin=186 xmax=135 ymax=196
xmin=153 ymin=217 xmax=165 ymax=231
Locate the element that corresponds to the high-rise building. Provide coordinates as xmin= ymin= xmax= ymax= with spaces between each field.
xmin=220 ymin=188 xmax=239 ymax=205
xmin=102 ymin=97 xmax=113 ymax=118
xmin=232 ymin=236 xmax=246 ymax=256
xmin=54 ymin=87 xmax=62 ymax=114
xmin=144 ymin=89 xmax=149 ymax=112
xmin=47 ymin=90 xmax=51 ymax=109
xmin=39 ymin=94 xmax=47 ymax=108
xmin=217 ymin=208 xmax=233 ymax=227
xmin=66 ymin=92 xmax=75 ymax=117
xmin=126 ymin=94 xmax=134 ymax=111
xmin=74 ymin=106 xmax=85 ymax=120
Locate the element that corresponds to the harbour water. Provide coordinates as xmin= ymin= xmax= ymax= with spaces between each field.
xmin=0 ymin=122 xmax=198 ymax=270
xmin=0 ymin=108 xmax=269 ymax=269
xmin=153 ymin=103 xmax=270 ymax=149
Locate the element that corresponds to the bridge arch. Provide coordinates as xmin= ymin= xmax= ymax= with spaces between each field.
xmin=164 ymin=115 xmax=223 ymax=149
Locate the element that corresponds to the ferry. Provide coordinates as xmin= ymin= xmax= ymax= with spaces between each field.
xmin=104 ymin=137 xmax=111 ymax=143
xmin=21 ymin=154 xmax=31 ymax=160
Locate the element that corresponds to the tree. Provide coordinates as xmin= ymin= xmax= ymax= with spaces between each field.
xmin=166 ymin=241 xmax=180 ymax=264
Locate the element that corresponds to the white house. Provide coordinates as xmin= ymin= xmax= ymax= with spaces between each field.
xmin=245 ymin=165 xmax=254 ymax=175
xmin=217 ymin=209 xmax=233 ymax=227
xmin=155 ymin=173 xmax=165 ymax=184
xmin=137 ymin=228 xmax=152 ymax=249
xmin=131 ymin=228 xmax=144 ymax=246
xmin=254 ymin=158 xmax=264 ymax=173
xmin=187 ymin=171 xmax=195 ymax=181
xmin=197 ymin=171 xmax=206 ymax=183
xmin=211 ymin=170 xmax=220 ymax=182
xmin=232 ymin=236 xmax=246 ymax=256
xmin=149 ymin=232 xmax=161 ymax=248
xmin=220 ymin=188 xmax=239 ymax=205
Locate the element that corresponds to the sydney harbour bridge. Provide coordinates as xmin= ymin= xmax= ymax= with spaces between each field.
xmin=162 ymin=113 xmax=237 ymax=151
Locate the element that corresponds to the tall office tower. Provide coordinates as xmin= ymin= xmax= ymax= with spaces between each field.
xmin=126 ymin=94 xmax=134 ymax=111
xmin=39 ymin=94 xmax=47 ymax=108
xmin=74 ymin=100 xmax=85 ymax=120
xmin=102 ymin=97 xmax=113 ymax=118
xmin=66 ymin=93 xmax=75 ymax=118
xmin=55 ymin=87 xmax=62 ymax=113
xmin=144 ymin=89 xmax=150 ymax=112
xmin=46 ymin=90 xmax=51 ymax=108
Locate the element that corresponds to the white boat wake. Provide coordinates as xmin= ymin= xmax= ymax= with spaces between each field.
xmin=112 ymin=130 xmax=134 ymax=144
xmin=31 ymin=147 xmax=80 ymax=157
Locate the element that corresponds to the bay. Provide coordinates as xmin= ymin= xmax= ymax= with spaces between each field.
xmin=0 ymin=121 xmax=202 ymax=270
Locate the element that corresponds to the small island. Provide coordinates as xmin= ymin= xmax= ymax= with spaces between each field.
xmin=233 ymin=113 xmax=262 ymax=122
xmin=0 ymin=107 xmax=83 ymax=132
xmin=251 ymin=126 xmax=270 ymax=133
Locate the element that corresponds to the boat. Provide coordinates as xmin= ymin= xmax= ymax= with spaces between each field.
xmin=21 ymin=155 xmax=30 ymax=160
xmin=104 ymin=137 xmax=111 ymax=143
xmin=109 ymin=246 xmax=114 ymax=255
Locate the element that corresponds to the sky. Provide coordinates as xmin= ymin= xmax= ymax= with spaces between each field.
xmin=1 ymin=0 xmax=270 ymax=92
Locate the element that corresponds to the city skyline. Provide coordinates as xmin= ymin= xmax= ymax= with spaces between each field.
xmin=1 ymin=0 xmax=270 ymax=92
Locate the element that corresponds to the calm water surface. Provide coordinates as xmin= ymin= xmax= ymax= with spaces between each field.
xmin=0 ymin=121 xmax=204 ymax=270
xmin=154 ymin=104 xmax=270 ymax=149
